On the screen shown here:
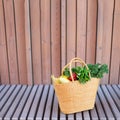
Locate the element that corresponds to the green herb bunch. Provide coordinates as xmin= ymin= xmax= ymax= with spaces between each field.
xmin=63 ymin=64 xmax=108 ymax=83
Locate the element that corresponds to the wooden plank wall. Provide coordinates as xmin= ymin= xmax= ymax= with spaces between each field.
xmin=0 ymin=0 xmax=120 ymax=84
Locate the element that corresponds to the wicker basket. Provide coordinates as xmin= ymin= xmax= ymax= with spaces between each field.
xmin=53 ymin=58 xmax=100 ymax=114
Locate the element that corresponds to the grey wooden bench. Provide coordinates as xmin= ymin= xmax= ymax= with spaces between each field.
xmin=0 ymin=84 xmax=120 ymax=120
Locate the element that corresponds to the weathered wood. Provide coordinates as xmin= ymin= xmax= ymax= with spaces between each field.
xmin=86 ymin=0 xmax=97 ymax=64
xmin=0 ymin=85 xmax=21 ymax=118
xmin=28 ymin=85 xmax=43 ymax=119
xmin=110 ymin=0 xmax=120 ymax=84
xmin=30 ymin=0 xmax=42 ymax=84
xmin=0 ymin=0 xmax=10 ymax=84
xmin=20 ymin=85 xmax=38 ymax=120
xmin=51 ymin=0 xmax=61 ymax=77
xmin=95 ymin=94 xmax=106 ymax=119
xmin=107 ymin=85 xmax=120 ymax=110
xmin=4 ymin=86 xmax=27 ymax=119
xmin=67 ymin=0 xmax=76 ymax=63
xmin=41 ymin=0 xmax=51 ymax=84
xmin=77 ymin=0 xmax=87 ymax=62
xmin=3 ymin=0 xmax=19 ymax=84
xmin=61 ymin=0 xmax=67 ymax=68
xmin=98 ymin=86 xmax=114 ymax=118
xmin=24 ymin=0 xmax=33 ymax=85
xmin=12 ymin=86 xmax=32 ymax=119
xmin=83 ymin=111 xmax=90 ymax=120
xmin=52 ymin=94 xmax=59 ymax=120
xmin=101 ymin=85 xmax=120 ymax=118
xmin=0 ymin=85 xmax=5 ymax=92
xmin=44 ymin=86 xmax=54 ymax=119
xmin=0 ymin=85 xmax=120 ymax=119
xmin=0 ymin=85 xmax=16 ymax=110
xmin=36 ymin=85 xmax=49 ymax=119
xmin=0 ymin=85 xmax=10 ymax=100
xmin=14 ymin=0 xmax=28 ymax=84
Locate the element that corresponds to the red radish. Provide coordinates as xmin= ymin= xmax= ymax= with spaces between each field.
xmin=68 ymin=73 xmax=77 ymax=81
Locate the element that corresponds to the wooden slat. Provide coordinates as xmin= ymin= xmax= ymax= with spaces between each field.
xmin=51 ymin=0 xmax=61 ymax=77
xmin=86 ymin=0 xmax=97 ymax=64
xmin=52 ymin=94 xmax=59 ymax=120
xmin=24 ymin=0 xmax=33 ymax=85
xmin=83 ymin=111 xmax=90 ymax=120
xmin=0 ymin=85 xmax=5 ymax=92
xmin=67 ymin=114 xmax=74 ymax=120
xmin=112 ymin=85 xmax=120 ymax=98
xmin=14 ymin=0 xmax=28 ymax=84
xmin=4 ymin=86 xmax=27 ymax=119
xmin=41 ymin=0 xmax=51 ymax=84
xmin=0 ymin=0 xmax=9 ymax=84
xmin=0 ymin=85 xmax=21 ymax=118
xmin=107 ymin=85 xmax=120 ymax=110
xmin=67 ymin=0 xmax=76 ymax=62
xmin=101 ymin=85 xmax=120 ymax=118
xmin=0 ymin=85 xmax=10 ymax=100
xmin=77 ymin=0 xmax=87 ymax=61
xmin=98 ymin=86 xmax=114 ymax=118
xmin=95 ymin=94 xmax=106 ymax=119
xmin=44 ymin=86 xmax=54 ymax=119
xmin=3 ymin=0 xmax=19 ymax=84
xmin=60 ymin=109 xmax=66 ymax=120
xmin=96 ymin=0 xmax=114 ymax=84
xmin=76 ymin=112 xmax=82 ymax=120
xmin=90 ymin=106 xmax=98 ymax=119
xmin=36 ymin=85 xmax=49 ymax=119
xmin=20 ymin=85 xmax=38 ymax=119
xmin=30 ymin=0 xmax=42 ymax=84
xmin=28 ymin=85 xmax=43 ymax=119
xmin=12 ymin=86 xmax=32 ymax=119
xmin=0 ymin=85 xmax=16 ymax=110
xmin=61 ymin=0 xmax=67 ymax=68
xmin=110 ymin=0 xmax=120 ymax=84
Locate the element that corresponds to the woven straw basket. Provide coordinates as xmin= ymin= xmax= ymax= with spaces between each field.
xmin=53 ymin=58 xmax=100 ymax=114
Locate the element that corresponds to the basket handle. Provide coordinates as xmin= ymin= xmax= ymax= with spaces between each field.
xmin=62 ymin=58 xmax=91 ymax=82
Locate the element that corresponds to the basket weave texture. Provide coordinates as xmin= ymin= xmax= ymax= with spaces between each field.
xmin=53 ymin=58 xmax=100 ymax=114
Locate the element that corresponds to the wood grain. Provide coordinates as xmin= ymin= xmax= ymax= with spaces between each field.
xmin=14 ymin=0 xmax=28 ymax=84
xmin=41 ymin=0 xmax=51 ymax=84
xmin=110 ymin=0 xmax=120 ymax=84
xmin=86 ymin=0 xmax=97 ymax=64
xmin=0 ymin=0 xmax=9 ymax=84
xmin=77 ymin=0 xmax=87 ymax=62
xmin=30 ymin=0 xmax=42 ymax=84
xmin=3 ymin=0 xmax=19 ymax=84
xmin=25 ymin=0 xmax=33 ymax=85
xmin=67 ymin=0 xmax=76 ymax=63
xmin=51 ymin=0 xmax=61 ymax=77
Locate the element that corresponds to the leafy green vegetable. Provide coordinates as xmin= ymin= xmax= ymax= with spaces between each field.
xmin=63 ymin=63 xmax=109 ymax=84
xmin=87 ymin=63 xmax=108 ymax=78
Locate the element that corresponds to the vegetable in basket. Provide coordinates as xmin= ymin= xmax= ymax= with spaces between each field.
xmin=51 ymin=63 xmax=108 ymax=84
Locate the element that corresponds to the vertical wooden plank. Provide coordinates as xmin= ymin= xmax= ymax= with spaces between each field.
xmin=3 ymin=0 xmax=19 ymax=84
xmin=77 ymin=0 xmax=87 ymax=62
xmin=61 ymin=0 xmax=67 ymax=68
xmin=96 ymin=0 xmax=114 ymax=84
xmin=30 ymin=0 xmax=42 ymax=84
xmin=110 ymin=0 xmax=120 ymax=84
xmin=0 ymin=0 xmax=9 ymax=84
xmin=25 ymin=0 xmax=33 ymax=85
xmin=41 ymin=0 xmax=51 ymax=84
xmin=86 ymin=0 xmax=97 ymax=64
xmin=14 ymin=0 xmax=28 ymax=84
xmin=51 ymin=0 xmax=61 ymax=77
xmin=67 ymin=0 xmax=76 ymax=62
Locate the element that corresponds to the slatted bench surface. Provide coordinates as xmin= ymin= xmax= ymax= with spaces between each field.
xmin=0 ymin=85 xmax=120 ymax=120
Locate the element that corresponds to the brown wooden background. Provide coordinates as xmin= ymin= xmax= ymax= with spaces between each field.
xmin=0 ymin=0 xmax=120 ymax=85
